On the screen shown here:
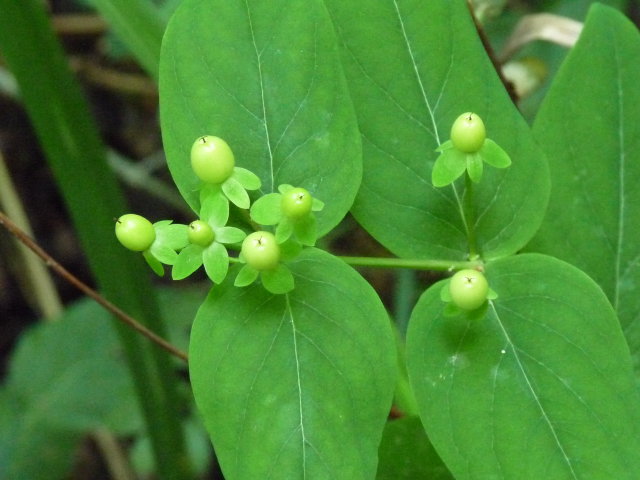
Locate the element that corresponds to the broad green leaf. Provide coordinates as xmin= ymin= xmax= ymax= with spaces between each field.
xmin=190 ymin=248 xmax=396 ymax=479
xmin=376 ymin=417 xmax=453 ymax=480
xmin=324 ymin=0 xmax=549 ymax=261
xmin=160 ymin=0 xmax=362 ymax=237
xmin=527 ymin=5 xmax=640 ymax=370
xmin=407 ymin=254 xmax=640 ymax=479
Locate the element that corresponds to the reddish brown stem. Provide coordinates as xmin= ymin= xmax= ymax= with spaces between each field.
xmin=0 ymin=210 xmax=188 ymax=363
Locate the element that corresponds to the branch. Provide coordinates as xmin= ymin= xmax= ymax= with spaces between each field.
xmin=0 ymin=210 xmax=188 ymax=363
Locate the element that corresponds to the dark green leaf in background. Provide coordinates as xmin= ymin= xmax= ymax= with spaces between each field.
xmin=407 ymin=254 xmax=640 ymax=479
xmin=528 ymin=5 xmax=640 ymax=370
xmin=323 ymin=0 xmax=549 ymax=261
xmin=160 ymin=0 xmax=362 ymax=237
xmin=189 ymin=249 xmax=396 ymax=479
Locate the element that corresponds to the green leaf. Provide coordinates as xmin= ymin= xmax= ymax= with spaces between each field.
xmin=293 ymin=214 xmax=317 ymax=246
xmin=377 ymin=417 xmax=453 ymax=480
xmin=231 ymin=167 xmax=262 ymax=190
xmin=250 ymin=192 xmax=283 ymax=225
xmin=203 ymin=242 xmax=229 ymax=284
xmin=222 ymin=177 xmax=250 ymax=209
xmin=172 ymin=244 xmax=204 ymax=280
xmin=214 ymin=226 xmax=246 ymax=245
xmin=159 ymin=0 xmax=362 ymax=236
xmin=234 ymin=264 xmax=260 ymax=287
xmin=201 ymin=186 xmax=230 ymax=227
xmin=480 ymin=138 xmax=511 ymax=168
xmin=190 ymin=249 xmax=396 ymax=479
xmin=260 ymin=264 xmax=295 ymax=294
xmin=527 ymin=5 xmax=640 ymax=371
xmin=407 ymin=254 xmax=640 ymax=479
xmin=324 ymin=0 xmax=549 ymax=261
xmin=143 ymin=250 xmax=165 ymax=276
xmin=431 ymin=148 xmax=466 ymax=187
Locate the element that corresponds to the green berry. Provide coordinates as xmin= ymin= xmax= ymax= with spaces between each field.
xmin=241 ymin=231 xmax=280 ymax=271
xmin=450 ymin=112 xmax=486 ymax=153
xmin=115 ymin=214 xmax=156 ymax=251
xmin=191 ymin=135 xmax=235 ymax=184
xmin=188 ymin=220 xmax=215 ymax=247
xmin=281 ymin=187 xmax=313 ymax=219
xmin=449 ymin=269 xmax=489 ymax=311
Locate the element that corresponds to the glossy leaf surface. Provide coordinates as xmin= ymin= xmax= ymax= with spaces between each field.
xmin=528 ymin=4 xmax=640 ymax=370
xmin=190 ymin=249 xmax=396 ymax=479
xmin=324 ymin=0 xmax=549 ymax=260
xmin=407 ymin=254 xmax=640 ymax=479
xmin=160 ymin=0 xmax=361 ymax=236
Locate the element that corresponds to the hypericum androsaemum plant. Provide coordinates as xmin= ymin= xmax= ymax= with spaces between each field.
xmin=109 ymin=1 xmax=640 ymax=479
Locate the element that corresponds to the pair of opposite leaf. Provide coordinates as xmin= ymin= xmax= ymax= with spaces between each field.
xmin=432 ymin=112 xmax=511 ymax=187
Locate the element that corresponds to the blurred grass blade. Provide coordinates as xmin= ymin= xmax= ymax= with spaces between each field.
xmin=0 ymin=1 xmax=190 ymax=478
xmin=90 ymin=0 xmax=165 ymax=81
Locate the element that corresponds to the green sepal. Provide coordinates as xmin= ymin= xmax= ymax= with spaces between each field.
xmin=480 ymin=138 xmax=512 ymax=168
xmin=143 ymin=250 xmax=164 ymax=276
xmin=250 ymin=193 xmax=283 ymax=225
xmin=234 ymin=264 xmax=259 ymax=287
xmin=277 ymin=184 xmax=295 ymax=194
xmin=466 ymin=153 xmax=483 ymax=183
xmin=486 ymin=287 xmax=498 ymax=300
xmin=311 ymin=197 xmax=325 ymax=212
xmin=431 ymin=148 xmax=467 ymax=187
xmin=199 ymin=183 xmax=224 ymax=205
xmin=435 ymin=139 xmax=454 ymax=153
xmin=261 ymin=264 xmax=295 ymax=294
xmin=201 ymin=188 xmax=229 ymax=227
xmin=293 ymin=214 xmax=317 ymax=246
xmin=275 ymin=217 xmax=294 ymax=244
xmin=153 ymin=221 xmax=189 ymax=251
xmin=442 ymin=301 xmax=461 ymax=317
xmin=222 ymin=177 xmax=250 ymax=209
xmin=440 ymin=282 xmax=452 ymax=302
xmin=149 ymin=243 xmax=179 ymax=265
xmin=279 ymin=239 xmax=303 ymax=261
xmin=172 ymin=244 xmax=204 ymax=280
xmin=203 ymin=242 xmax=229 ymax=284
xmin=214 ymin=226 xmax=246 ymax=245
xmin=231 ymin=167 xmax=261 ymax=190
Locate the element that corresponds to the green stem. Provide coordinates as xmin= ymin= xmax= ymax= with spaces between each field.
xmin=463 ymin=173 xmax=479 ymax=258
xmin=339 ymin=256 xmax=482 ymax=271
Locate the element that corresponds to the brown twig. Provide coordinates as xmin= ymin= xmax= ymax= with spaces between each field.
xmin=466 ymin=1 xmax=519 ymax=104
xmin=0 ymin=210 xmax=188 ymax=363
